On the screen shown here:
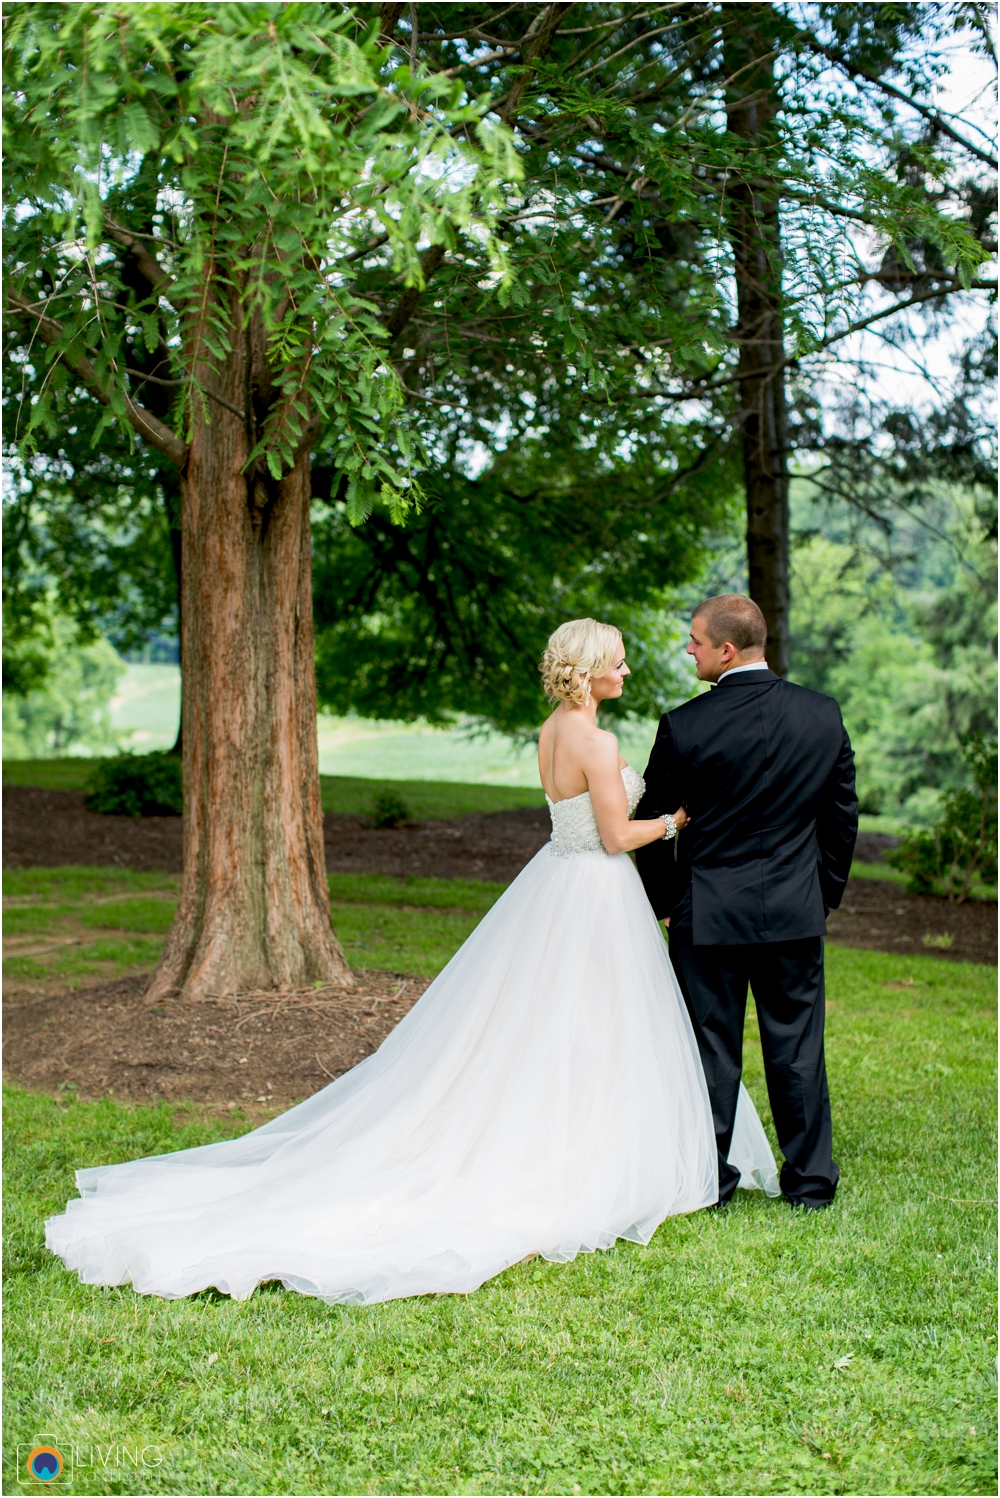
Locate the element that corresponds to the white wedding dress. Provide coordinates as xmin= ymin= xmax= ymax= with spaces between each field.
xmin=46 ymin=766 xmax=779 ymax=1305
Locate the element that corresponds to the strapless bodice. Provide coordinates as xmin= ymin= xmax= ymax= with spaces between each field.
xmin=546 ymin=765 xmax=646 ymax=856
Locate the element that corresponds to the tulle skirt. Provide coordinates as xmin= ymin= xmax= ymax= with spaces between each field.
xmin=46 ymin=845 xmax=778 ymax=1305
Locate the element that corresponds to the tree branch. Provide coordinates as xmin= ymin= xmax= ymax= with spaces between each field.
xmin=383 ymin=243 xmax=448 ymax=340
xmin=777 ymin=188 xmax=881 ymax=224
xmin=378 ymin=2 xmax=404 ymax=46
xmin=605 ymin=278 xmax=997 ymax=405
xmin=124 ymin=367 xmax=248 ymax=423
xmin=795 ymin=30 xmax=999 ymax=171
xmin=103 ymin=215 xmax=179 ymax=304
xmin=7 ymin=291 xmax=189 ymax=468
xmin=500 ymin=2 xmax=574 ymax=127
xmin=807 ymin=279 xmax=998 ymax=354
xmin=380 ymin=4 xmax=573 ymax=346
xmin=440 ymin=44 xmax=519 ymax=79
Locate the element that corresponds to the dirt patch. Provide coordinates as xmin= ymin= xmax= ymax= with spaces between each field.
xmin=2 ymin=785 xmax=548 ymax=885
xmin=3 ymin=969 xmax=430 ymax=1114
xmin=3 ymin=787 xmax=185 ymax=872
xmin=853 ymin=831 xmax=900 ymax=864
xmin=826 ymin=879 xmax=996 ymax=966
xmin=324 ymin=808 xmax=549 ymax=884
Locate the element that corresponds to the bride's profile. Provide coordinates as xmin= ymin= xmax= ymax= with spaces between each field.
xmin=46 ymin=618 xmax=778 ymax=1306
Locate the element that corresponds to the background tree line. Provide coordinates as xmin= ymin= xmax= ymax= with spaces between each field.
xmin=4 ymin=2 xmax=995 ymax=994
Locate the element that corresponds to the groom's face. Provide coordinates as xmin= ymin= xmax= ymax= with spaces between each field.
xmin=687 ymin=616 xmax=736 ymax=682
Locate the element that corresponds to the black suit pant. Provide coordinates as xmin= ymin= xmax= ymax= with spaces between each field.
xmin=669 ymin=935 xmax=838 ymax=1207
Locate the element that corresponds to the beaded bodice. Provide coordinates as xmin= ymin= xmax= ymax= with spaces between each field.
xmin=546 ymin=765 xmax=646 ymax=856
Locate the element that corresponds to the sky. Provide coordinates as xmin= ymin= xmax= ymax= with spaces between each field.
xmin=827 ymin=27 xmax=997 ymax=426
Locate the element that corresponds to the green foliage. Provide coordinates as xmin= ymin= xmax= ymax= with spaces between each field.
xmin=312 ymin=439 xmax=736 ymax=733
xmin=369 ymin=789 xmax=412 ymax=829
xmin=890 ymin=734 xmax=999 ymax=902
xmin=4 ymin=2 xmax=517 ymax=513
xmin=5 ymin=5 xmax=992 ymax=739
xmin=1 ymin=616 xmax=124 ymax=758
xmin=4 ymin=947 xmax=996 ymax=1495
xmin=2 ymin=594 xmax=55 ymax=697
xmin=83 ymin=751 xmax=182 ymax=818
xmin=789 ymin=483 xmax=997 ymax=819
xmin=305 ymin=4 xmax=991 ymax=730
xmin=2 ymin=410 xmax=180 ymax=681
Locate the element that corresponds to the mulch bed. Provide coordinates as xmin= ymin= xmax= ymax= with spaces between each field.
xmin=826 ymin=878 xmax=996 ymax=967
xmin=2 ymin=785 xmax=549 ymax=886
xmin=3 ymin=970 xmax=429 ymax=1113
xmin=2 ymin=784 xmax=995 ymax=1113
xmin=324 ymin=807 xmax=550 ymax=885
xmin=3 ymin=787 xmax=185 ymax=873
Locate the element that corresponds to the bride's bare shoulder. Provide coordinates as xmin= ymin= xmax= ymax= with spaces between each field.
xmin=581 ymin=724 xmax=620 ymax=765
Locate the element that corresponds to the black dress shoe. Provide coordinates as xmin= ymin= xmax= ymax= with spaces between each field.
xmin=784 ymin=1196 xmax=833 ymax=1212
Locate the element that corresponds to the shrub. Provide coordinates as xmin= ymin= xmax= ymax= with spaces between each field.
xmin=83 ymin=751 xmax=183 ymax=818
xmin=3 ymin=618 xmax=124 ymax=758
xmin=370 ymin=789 xmax=411 ymax=829
xmin=889 ymin=734 xmax=998 ymax=902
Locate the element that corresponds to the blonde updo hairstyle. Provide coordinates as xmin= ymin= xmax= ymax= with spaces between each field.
xmin=539 ymin=618 xmax=623 ymax=707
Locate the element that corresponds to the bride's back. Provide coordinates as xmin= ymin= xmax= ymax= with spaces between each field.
xmin=538 ymin=706 xmax=618 ymax=803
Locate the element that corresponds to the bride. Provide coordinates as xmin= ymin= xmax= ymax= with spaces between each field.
xmin=46 ymin=619 xmax=778 ymax=1305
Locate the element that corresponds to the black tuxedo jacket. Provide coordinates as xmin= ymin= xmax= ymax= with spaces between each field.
xmin=635 ymin=670 xmax=858 ymax=945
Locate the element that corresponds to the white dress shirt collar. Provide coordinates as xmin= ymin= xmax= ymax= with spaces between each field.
xmin=718 ymin=661 xmax=769 ymax=680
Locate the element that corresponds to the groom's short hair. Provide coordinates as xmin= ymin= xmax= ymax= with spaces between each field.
xmin=692 ymin=594 xmax=767 ymax=654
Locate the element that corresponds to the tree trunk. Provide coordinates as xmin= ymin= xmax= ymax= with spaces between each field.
xmin=145 ymin=346 xmax=350 ymax=1002
xmin=724 ymin=7 xmax=791 ymax=676
xmin=161 ymin=469 xmax=183 ymax=757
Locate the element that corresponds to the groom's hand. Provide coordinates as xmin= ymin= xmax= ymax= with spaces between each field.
xmin=662 ymin=917 xmax=671 ymax=929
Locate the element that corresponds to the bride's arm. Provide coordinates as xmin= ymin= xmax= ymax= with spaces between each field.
xmin=584 ymin=735 xmax=687 ymax=854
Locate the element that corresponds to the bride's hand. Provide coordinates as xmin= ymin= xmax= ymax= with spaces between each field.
xmin=672 ymin=806 xmax=689 ymax=832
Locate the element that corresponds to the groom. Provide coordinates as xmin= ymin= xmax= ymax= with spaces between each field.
xmin=635 ymin=594 xmax=858 ymax=1209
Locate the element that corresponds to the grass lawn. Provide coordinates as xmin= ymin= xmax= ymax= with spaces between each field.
xmin=9 ymin=853 xmax=993 ymax=995
xmin=3 ymin=945 xmax=996 ymax=1496
xmin=318 ymin=776 xmax=546 ymax=819
xmin=3 ymin=757 xmax=107 ymax=792
xmin=7 ymin=859 xmax=993 ymax=990
xmin=3 ymin=869 xmax=507 ymax=984
xmin=2 ymin=758 xmax=545 ymax=818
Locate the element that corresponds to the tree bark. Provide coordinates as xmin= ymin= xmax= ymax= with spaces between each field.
xmin=162 ymin=471 xmax=183 ymax=757
xmin=723 ymin=6 xmax=791 ymax=676
xmin=145 ymin=310 xmax=350 ymax=1002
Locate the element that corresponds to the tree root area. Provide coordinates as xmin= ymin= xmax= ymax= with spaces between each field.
xmin=3 ymin=969 xmax=431 ymax=1114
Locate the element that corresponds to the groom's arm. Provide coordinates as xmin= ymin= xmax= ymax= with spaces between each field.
xmin=815 ymin=716 xmax=858 ymax=911
xmin=635 ymin=714 xmax=688 ymax=920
